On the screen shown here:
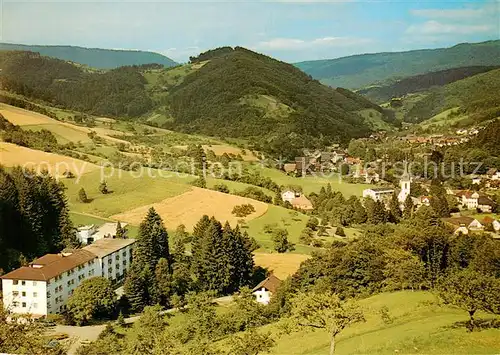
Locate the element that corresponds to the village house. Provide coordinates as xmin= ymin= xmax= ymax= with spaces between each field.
xmin=442 ymin=216 xmax=484 ymax=235
xmin=354 ymin=167 xmax=380 ymax=183
xmin=252 ymin=274 xmax=282 ymax=305
xmin=344 ymin=156 xmax=362 ymax=165
xmin=363 ymin=187 xmax=394 ymax=202
xmin=281 ymin=190 xmax=297 ymax=203
xmin=76 ymin=222 xmax=128 ymax=244
xmin=1 ymin=238 xmax=136 ymax=317
xmin=472 ymin=177 xmax=482 ymax=185
xmin=482 ymin=216 xmax=500 ymax=233
xmin=290 ymin=194 xmax=314 ymax=211
xmin=283 ymin=163 xmax=297 ymax=175
xmin=486 ymin=168 xmax=500 ymax=181
xmin=454 ymin=191 xmax=496 ymax=212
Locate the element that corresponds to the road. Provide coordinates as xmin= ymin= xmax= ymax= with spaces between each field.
xmin=51 ymin=295 xmax=234 ymax=354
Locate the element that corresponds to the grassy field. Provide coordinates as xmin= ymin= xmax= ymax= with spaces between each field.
xmin=111 ymin=187 xmax=269 ymax=231
xmin=62 ymin=168 xmax=193 ymax=217
xmin=254 ymin=166 xmax=372 ymax=197
xmin=246 ymin=205 xmax=312 ymax=253
xmin=253 ymin=252 xmax=309 ymax=279
xmin=23 ymin=123 xmax=92 ymax=144
xmin=420 ymin=107 xmax=469 ymax=130
xmin=0 ymin=142 xmax=99 ymax=176
xmin=357 ymin=108 xmax=394 ymax=131
xmin=268 ymin=291 xmax=500 ymax=354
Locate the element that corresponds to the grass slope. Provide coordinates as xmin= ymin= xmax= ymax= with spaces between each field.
xmin=0 ymin=42 xmax=177 ymax=69
xmin=296 ymin=40 xmax=500 ymax=89
xmin=269 ymin=291 xmax=500 ymax=354
xmin=408 ymin=68 xmax=500 ymax=124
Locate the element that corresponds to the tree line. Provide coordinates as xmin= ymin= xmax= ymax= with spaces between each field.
xmin=0 ymin=166 xmax=79 ymax=274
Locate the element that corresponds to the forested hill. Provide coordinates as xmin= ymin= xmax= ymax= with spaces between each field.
xmin=358 ymin=66 xmax=499 ymax=104
xmin=0 ymin=47 xmax=391 ymax=155
xmin=163 ymin=47 xmax=394 ymax=153
xmin=295 ymin=40 xmax=500 ymax=89
xmin=405 ymin=68 xmax=500 ymax=124
xmin=0 ymin=43 xmax=177 ymax=69
xmin=0 ymin=51 xmax=153 ymax=117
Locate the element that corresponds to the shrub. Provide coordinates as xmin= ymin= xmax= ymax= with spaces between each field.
xmin=232 ymin=204 xmax=256 ymax=217
xmin=335 ymin=226 xmax=346 ymax=237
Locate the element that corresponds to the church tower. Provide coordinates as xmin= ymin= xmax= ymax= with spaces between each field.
xmin=398 ymin=173 xmax=411 ymax=203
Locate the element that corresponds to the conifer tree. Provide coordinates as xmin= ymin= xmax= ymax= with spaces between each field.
xmin=388 ymin=193 xmax=402 ymax=223
xmin=134 ymin=207 xmax=170 ymax=271
xmin=365 ymin=198 xmax=387 ymax=225
xmin=155 ymin=258 xmax=172 ymax=306
xmin=78 ymin=188 xmax=89 ymax=203
xmin=403 ymin=195 xmax=414 ymax=219
xmin=350 ymin=196 xmax=367 ymax=224
xmin=115 ymin=221 xmax=125 ymax=239
xmin=124 ymin=264 xmax=146 ymax=312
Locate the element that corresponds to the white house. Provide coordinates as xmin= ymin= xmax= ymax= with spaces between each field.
xmin=77 ymin=222 xmax=128 ymax=244
xmin=281 ymin=190 xmax=297 ymax=203
xmin=0 ymin=250 xmax=98 ymax=316
xmin=252 ymin=274 xmax=282 ymax=305
xmin=472 ymin=177 xmax=482 ymax=185
xmin=1 ymin=239 xmax=136 ymax=317
xmin=363 ymin=187 xmax=394 ymax=202
xmin=83 ymin=238 xmax=135 ymax=283
xmin=442 ymin=216 xmax=484 ymax=235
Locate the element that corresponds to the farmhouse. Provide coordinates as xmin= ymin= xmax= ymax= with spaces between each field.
xmin=281 ymin=190 xmax=297 ymax=203
xmin=454 ymin=191 xmax=496 ymax=212
xmin=363 ymin=187 xmax=394 ymax=202
xmin=442 ymin=216 xmax=484 ymax=235
xmin=1 ymin=238 xmax=136 ymax=316
xmin=482 ymin=216 xmax=500 ymax=233
xmin=76 ymin=222 xmax=128 ymax=244
xmin=252 ymin=274 xmax=282 ymax=305
xmin=290 ymin=195 xmax=314 ymax=211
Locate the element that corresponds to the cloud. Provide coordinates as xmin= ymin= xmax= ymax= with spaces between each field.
xmin=410 ymin=8 xmax=486 ymax=19
xmin=253 ymin=36 xmax=372 ymax=51
xmin=406 ymin=20 xmax=495 ymax=35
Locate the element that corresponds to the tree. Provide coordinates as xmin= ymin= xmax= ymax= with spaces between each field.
xmin=335 ymin=226 xmax=345 ymax=237
xmin=155 ymin=257 xmax=172 ymax=306
xmin=99 ymin=180 xmax=109 ymax=194
xmin=349 ymin=196 xmax=367 ymax=224
xmin=124 ymin=264 xmax=147 ymax=312
xmin=66 ymin=277 xmax=117 ymax=325
xmin=134 ymin=207 xmax=170 ymax=272
xmin=365 ymin=198 xmax=387 ymax=225
xmin=227 ymin=329 xmax=274 ymax=355
xmin=306 ymin=217 xmax=319 ymax=231
xmin=299 ymin=227 xmax=314 ymax=245
xmin=383 ymin=249 xmax=426 ymax=290
xmin=115 ymin=221 xmax=126 ymax=239
xmin=403 ymin=195 xmax=414 ymax=219
xmin=288 ymin=291 xmax=365 ymax=355
xmin=78 ymin=187 xmax=89 ymax=203
xmin=388 ymin=193 xmax=402 ymax=223
xmin=272 ymin=229 xmax=295 ymax=253
xmin=438 ymin=268 xmax=500 ymax=331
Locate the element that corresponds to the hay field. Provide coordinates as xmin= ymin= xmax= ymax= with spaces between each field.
xmin=253 ymin=252 xmax=309 ymax=279
xmin=111 ymin=187 xmax=268 ymax=230
xmin=0 ymin=104 xmax=130 ymax=144
xmin=0 ymin=142 xmax=99 ymax=176
xmin=202 ymin=144 xmax=258 ymax=161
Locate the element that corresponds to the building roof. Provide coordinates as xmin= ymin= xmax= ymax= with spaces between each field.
xmin=83 ymin=238 xmax=136 ymax=258
xmin=252 ymin=274 xmax=282 ymax=294
xmin=291 ymin=195 xmax=313 ymax=210
xmin=94 ymin=222 xmax=128 ymax=240
xmin=442 ymin=216 xmax=476 ymax=227
xmin=283 ymin=163 xmax=297 ymax=173
xmin=0 ymin=250 xmax=97 ymax=281
xmin=482 ymin=216 xmax=496 ymax=224
xmin=486 ymin=168 xmax=497 ymax=176
xmin=478 ymin=196 xmax=495 ymax=206
xmin=368 ymin=187 xmax=395 ymax=193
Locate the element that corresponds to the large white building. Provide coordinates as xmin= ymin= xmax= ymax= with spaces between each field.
xmin=83 ymin=238 xmax=135 ymax=283
xmin=1 ymin=238 xmax=136 ymax=317
xmin=362 ymin=187 xmax=394 ymax=202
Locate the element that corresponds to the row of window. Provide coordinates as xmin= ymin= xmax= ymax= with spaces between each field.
xmin=12 ymin=301 xmax=38 ymax=309
xmin=12 ymin=291 xmax=37 ymax=297
xmin=12 ymin=280 xmax=37 ymax=286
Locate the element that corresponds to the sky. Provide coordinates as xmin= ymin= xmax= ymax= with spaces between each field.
xmin=1 ymin=0 xmax=499 ymax=63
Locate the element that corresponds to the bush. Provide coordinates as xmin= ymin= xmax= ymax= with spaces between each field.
xmin=78 ymin=188 xmax=89 ymax=203
xmin=213 ymin=183 xmax=230 ymax=193
xmin=232 ymin=204 xmax=256 ymax=217
xmin=306 ymin=217 xmax=319 ymax=231
xmin=335 ymin=226 xmax=346 ymax=237
xmin=299 ymin=227 xmax=314 ymax=245
xmin=311 ymin=239 xmax=324 ymax=248
xmin=272 ymin=229 xmax=295 ymax=253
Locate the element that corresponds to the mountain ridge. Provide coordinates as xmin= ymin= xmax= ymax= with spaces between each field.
xmin=295 ymin=40 xmax=500 ymax=89
xmin=0 ymin=42 xmax=177 ymax=69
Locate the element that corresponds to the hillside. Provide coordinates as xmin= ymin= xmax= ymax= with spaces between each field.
xmin=359 ymin=66 xmax=499 ymax=104
xmin=0 ymin=43 xmax=177 ymax=69
xmin=161 ymin=47 xmax=393 ymax=153
xmin=295 ymin=40 xmax=500 ymax=89
xmin=406 ymin=68 xmax=500 ymax=124
xmin=0 ymin=47 xmax=395 ymax=155
xmin=0 ymin=51 xmax=153 ymax=117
